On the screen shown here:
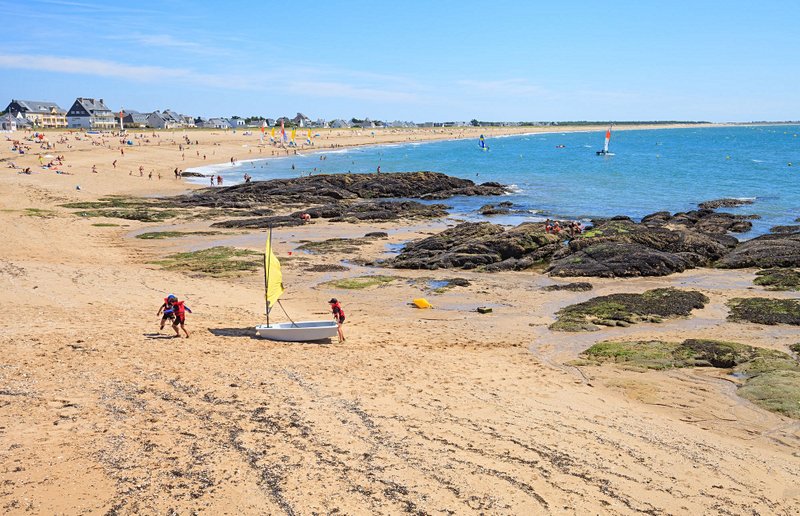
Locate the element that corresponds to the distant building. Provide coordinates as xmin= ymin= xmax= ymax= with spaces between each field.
xmin=118 ymin=110 xmax=149 ymax=128
xmin=292 ymin=112 xmax=310 ymax=127
xmin=330 ymin=119 xmax=351 ymax=129
xmin=66 ymin=97 xmax=115 ymax=129
xmin=265 ymin=118 xmax=276 ymax=127
xmin=1 ymin=112 xmax=17 ymax=131
xmin=229 ymin=117 xmax=246 ymax=127
xmin=5 ymin=99 xmax=67 ymax=128
xmin=200 ymin=118 xmax=232 ymax=129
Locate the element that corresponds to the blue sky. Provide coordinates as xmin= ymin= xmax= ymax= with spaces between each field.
xmin=1 ymin=0 xmax=797 ymax=122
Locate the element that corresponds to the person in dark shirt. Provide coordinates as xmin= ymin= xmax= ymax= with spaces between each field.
xmin=329 ymin=298 xmax=346 ymax=343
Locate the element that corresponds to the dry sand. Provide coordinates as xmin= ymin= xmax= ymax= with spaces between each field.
xmin=1 ymin=126 xmax=799 ymax=515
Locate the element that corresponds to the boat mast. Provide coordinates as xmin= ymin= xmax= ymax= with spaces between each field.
xmin=265 ymin=226 xmax=272 ymax=326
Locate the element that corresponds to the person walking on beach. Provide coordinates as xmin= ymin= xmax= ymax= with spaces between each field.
xmin=164 ymin=296 xmax=192 ymax=338
xmin=112 ymin=160 xmax=117 ymax=169
xmin=157 ymin=294 xmax=176 ymax=331
xmin=329 ymin=298 xmax=346 ymax=343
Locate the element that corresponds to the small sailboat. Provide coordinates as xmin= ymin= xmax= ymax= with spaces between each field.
xmin=255 ymin=229 xmax=339 ymax=342
xmin=596 ymin=125 xmax=615 ymax=156
xmin=479 ymin=134 xmax=489 ymax=151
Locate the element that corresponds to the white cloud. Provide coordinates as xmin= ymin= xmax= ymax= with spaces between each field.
xmin=0 ymin=52 xmax=424 ymax=103
xmin=456 ymin=79 xmax=548 ymax=97
xmin=0 ymin=53 xmax=252 ymax=89
xmin=292 ymin=81 xmax=418 ymax=103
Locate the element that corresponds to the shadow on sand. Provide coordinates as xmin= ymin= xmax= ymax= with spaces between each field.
xmin=208 ymin=327 xmax=259 ymax=339
xmin=143 ymin=333 xmax=179 ymax=340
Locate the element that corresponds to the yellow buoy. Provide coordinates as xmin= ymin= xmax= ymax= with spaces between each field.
xmin=413 ymin=298 xmax=432 ymax=309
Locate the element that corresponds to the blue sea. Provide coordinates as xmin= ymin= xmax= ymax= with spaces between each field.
xmin=195 ymin=125 xmax=800 ymax=238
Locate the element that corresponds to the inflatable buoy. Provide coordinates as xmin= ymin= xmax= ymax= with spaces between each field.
xmin=413 ymin=298 xmax=432 ymax=309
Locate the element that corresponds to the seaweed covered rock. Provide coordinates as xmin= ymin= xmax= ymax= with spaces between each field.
xmin=770 ymin=225 xmax=800 ymax=234
xmin=727 ymin=297 xmax=800 ymax=325
xmin=546 ymin=217 xmax=737 ymax=277
xmin=738 ymin=370 xmax=800 ymax=419
xmin=698 ymin=198 xmax=755 ymax=210
xmin=392 ymin=221 xmax=561 ymax=270
xmin=548 ymin=242 xmax=695 ymax=277
xmin=543 ymin=282 xmax=593 ymax=292
xmin=644 ymin=208 xmax=753 ymax=234
xmin=754 ymin=268 xmax=800 ymax=291
xmin=479 ymin=201 xmax=514 ymax=215
xmin=582 ymin=339 xmax=800 ymax=418
xmin=212 ymin=201 xmax=448 ymax=228
xmin=550 ymin=288 xmax=708 ymax=331
xmin=718 ymin=233 xmax=800 ymax=268
xmin=173 ymin=171 xmax=507 ymax=209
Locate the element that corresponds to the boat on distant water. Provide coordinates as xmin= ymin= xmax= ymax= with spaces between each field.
xmin=255 ymin=228 xmax=338 ymax=342
xmin=479 ymin=134 xmax=489 ymax=151
xmin=596 ymin=125 xmax=615 ymax=156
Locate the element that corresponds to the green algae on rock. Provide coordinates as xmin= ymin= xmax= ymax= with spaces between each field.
xmin=550 ymin=288 xmax=709 ymax=332
xmin=727 ymin=297 xmax=800 ymax=325
xmin=153 ymin=246 xmax=262 ymax=276
xmin=753 ymin=268 xmax=800 ymax=291
xmin=582 ymin=339 xmax=800 ymax=419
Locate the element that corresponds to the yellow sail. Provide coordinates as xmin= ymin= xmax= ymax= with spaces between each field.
xmin=290 ymin=128 xmax=297 ymax=142
xmin=270 ymin=127 xmax=276 ymax=138
xmin=264 ymin=233 xmax=284 ymax=309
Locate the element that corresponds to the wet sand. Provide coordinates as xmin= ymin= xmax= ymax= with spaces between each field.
xmin=1 ymin=127 xmax=799 ymax=514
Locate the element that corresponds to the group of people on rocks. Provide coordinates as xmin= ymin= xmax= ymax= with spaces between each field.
xmin=545 ymin=219 xmax=583 ymax=237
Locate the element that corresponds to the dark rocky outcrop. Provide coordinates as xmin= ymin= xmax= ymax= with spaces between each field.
xmin=546 ymin=218 xmax=737 ymax=277
xmin=212 ymin=201 xmax=448 ymax=228
xmin=770 ymin=225 xmax=800 ymax=234
xmin=643 ymin=208 xmax=753 ymax=234
xmin=698 ymin=198 xmax=754 ymax=210
xmin=364 ymin=232 xmax=389 ymax=238
xmin=391 ymin=221 xmax=561 ymax=271
xmin=543 ymin=282 xmax=593 ymax=292
xmin=173 ymin=172 xmax=507 ymax=209
xmin=548 ymin=241 xmax=696 ymax=278
xmin=479 ymin=201 xmax=514 ymax=215
xmin=717 ymin=233 xmax=800 ymax=268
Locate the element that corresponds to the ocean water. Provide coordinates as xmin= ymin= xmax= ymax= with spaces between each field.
xmin=192 ymin=125 xmax=800 ymax=237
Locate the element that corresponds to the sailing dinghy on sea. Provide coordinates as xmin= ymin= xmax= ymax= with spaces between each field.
xmin=596 ymin=125 xmax=615 ymax=156
xmin=255 ymin=229 xmax=339 ymax=342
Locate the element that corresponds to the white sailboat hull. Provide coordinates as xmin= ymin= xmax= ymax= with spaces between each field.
xmin=255 ymin=320 xmax=339 ymax=342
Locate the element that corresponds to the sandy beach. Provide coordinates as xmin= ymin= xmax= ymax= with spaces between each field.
xmin=2 ymin=126 xmax=799 ymax=515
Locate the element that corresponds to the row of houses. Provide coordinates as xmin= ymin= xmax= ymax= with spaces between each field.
xmin=4 ymin=98 xmax=197 ymax=130
xmin=3 ymin=98 xmax=438 ymax=131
